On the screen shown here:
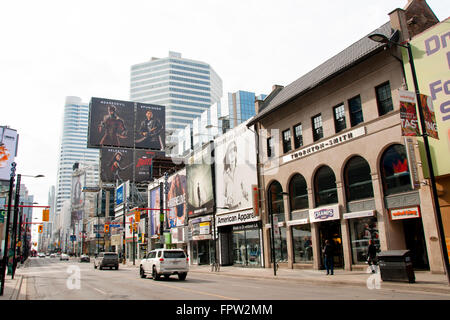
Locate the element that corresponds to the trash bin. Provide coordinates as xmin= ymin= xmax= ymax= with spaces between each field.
xmin=377 ymin=250 xmax=415 ymax=283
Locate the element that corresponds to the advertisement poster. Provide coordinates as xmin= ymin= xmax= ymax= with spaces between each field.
xmin=166 ymin=169 xmax=187 ymax=228
xmin=149 ymin=187 xmax=161 ymax=236
xmin=420 ymin=93 xmax=439 ymax=140
xmin=403 ymin=19 xmax=449 ymax=176
xmin=214 ymin=122 xmax=257 ymax=213
xmin=186 ymin=144 xmax=214 ymax=218
xmin=134 ymin=150 xmax=164 ymax=183
xmin=100 ymin=147 xmax=134 ymax=183
xmin=134 ymin=103 xmax=166 ymax=150
xmin=88 ymin=97 xmax=135 ymax=148
xmin=71 ymin=171 xmax=86 ymax=224
xmin=399 ymin=90 xmax=420 ymax=137
xmin=0 ymin=127 xmax=18 ymax=181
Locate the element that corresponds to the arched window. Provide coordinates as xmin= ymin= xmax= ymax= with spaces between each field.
xmin=268 ymin=181 xmax=284 ymax=216
xmin=344 ymin=156 xmax=374 ymax=201
xmin=267 ymin=181 xmax=287 ymax=263
xmin=381 ymin=144 xmax=412 ymax=195
xmin=289 ymin=174 xmax=309 ymax=210
xmin=314 ymin=166 xmax=338 ymax=206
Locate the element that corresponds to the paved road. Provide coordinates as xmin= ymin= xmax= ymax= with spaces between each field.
xmin=20 ymin=257 xmax=450 ymax=300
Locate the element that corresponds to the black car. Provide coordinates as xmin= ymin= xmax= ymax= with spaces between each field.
xmin=79 ymin=254 xmax=90 ymax=263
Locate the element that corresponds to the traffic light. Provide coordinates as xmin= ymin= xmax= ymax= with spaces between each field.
xmin=42 ymin=209 xmax=49 ymax=222
xmin=38 ymin=225 xmax=43 ymax=233
xmin=104 ymin=224 xmax=110 ymax=233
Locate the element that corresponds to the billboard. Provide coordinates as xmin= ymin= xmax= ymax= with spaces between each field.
xmin=134 ymin=103 xmax=165 ymax=150
xmin=100 ymin=147 xmax=134 ymax=183
xmin=186 ymin=144 xmax=214 ymax=217
xmin=88 ymin=97 xmax=166 ymax=151
xmin=0 ymin=127 xmax=18 ymax=181
xmin=88 ymin=97 xmax=134 ymax=148
xmin=101 ymin=147 xmax=164 ymax=183
xmin=71 ymin=170 xmax=86 ymax=224
xmin=149 ymin=186 xmax=161 ymax=236
xmin=134 ymin=149 xmax=165 ymax=183
xmin=214 ymin=122 xmax=257 ymax=213
xmin=403 ymin=18 xmax=450 ymax=176
xmin=166 ymin=169 xmax=187 ymax=228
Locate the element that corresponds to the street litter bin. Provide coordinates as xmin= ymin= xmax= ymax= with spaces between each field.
xmin=377 ymin=250 xmax=415 ymax=283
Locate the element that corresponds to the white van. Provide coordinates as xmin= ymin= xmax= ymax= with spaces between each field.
xmin=140 ymin=249 xmax=189 ymax=281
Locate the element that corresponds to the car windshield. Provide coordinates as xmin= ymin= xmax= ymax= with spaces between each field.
xmin=104 ymin=254 xmax=117 ymax=258
xmin=163 ymin=251 xmax=186 ymax=259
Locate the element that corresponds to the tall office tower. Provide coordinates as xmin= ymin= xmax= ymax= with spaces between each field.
xmin=55 ymin=97 xmax=99 ymax=218
xmin=227 ymin=91 xmax=267 ymax=129
xmin=129 ymin=51 xmax=223 ymax=148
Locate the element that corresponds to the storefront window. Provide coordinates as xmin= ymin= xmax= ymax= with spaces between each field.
xmin=381 ymin=144 xmax=413 ymax=196
xmin=292 ymin=224 xmax=313 ymax=263
xmin=232 ymin=223 xmax=262 ymax=267
xmin=289 ymin=174 xmax=309 ymax=210
xmin=348 ymin=217 xmax=379 ymax=264
xmin=314 ymin=166 xmax=338 ymax=206
xmin=344 ymin=156 xmax=374 ymax=201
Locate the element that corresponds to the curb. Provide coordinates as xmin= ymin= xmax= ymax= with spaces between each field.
xmin=10 ymin=275 xmax=23 ymax=300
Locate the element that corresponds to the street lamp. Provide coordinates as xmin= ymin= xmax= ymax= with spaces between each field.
xmin=369 ymin=33 xmax=450 ymax=285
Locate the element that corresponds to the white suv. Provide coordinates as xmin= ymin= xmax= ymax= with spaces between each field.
xmin=140 ymin=249 xmax=189 ymax=281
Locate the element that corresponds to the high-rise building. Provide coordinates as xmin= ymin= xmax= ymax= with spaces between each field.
xmin=55 ymin=97 xmax=99 ymax=218
xmin=227 ymin=91 xmax=267 ymax=129
xmin=129 ymin=51 xmax=223 ymax=135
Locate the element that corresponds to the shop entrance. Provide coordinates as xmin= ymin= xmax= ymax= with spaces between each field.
xmin=318 ymin=220 xmax=344 ymax=269
xmin=403 ymin=218 xmax=429 ymax=270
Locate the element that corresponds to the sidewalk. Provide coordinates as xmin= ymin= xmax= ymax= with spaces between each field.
xmin=0 ymin=262 xmax=28 ymax=300
xmin=123 ymin=260 xmax=450 ymax=295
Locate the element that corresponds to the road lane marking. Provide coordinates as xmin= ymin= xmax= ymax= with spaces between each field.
xmin=147 ymin=280 xmax=239 ymax=300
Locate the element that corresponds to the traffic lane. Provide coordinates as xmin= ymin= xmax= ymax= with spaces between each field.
xmin=21 ymin=260 xmax=450 ymax=300
xmin=91 ymin=267 xmax=450 ymax=300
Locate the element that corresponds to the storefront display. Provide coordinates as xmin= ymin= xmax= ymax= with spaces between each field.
xmin=291 ymin=224 xmax=313 ymax=263
xmin=345 ymin=210 xmax=379 ymax=264
xmin=231 ymin=223 xmax=262 ymax=267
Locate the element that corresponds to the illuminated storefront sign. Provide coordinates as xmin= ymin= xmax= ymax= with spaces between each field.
xmin=389 ymin=206 xmax=421 ymax=220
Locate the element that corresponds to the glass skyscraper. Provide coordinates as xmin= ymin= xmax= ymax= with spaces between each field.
xmin=55 ymin=96 xmax=99 ymax=216
xmin=227 ymin=91 xmax=267 ymax=129
xmin=129 ymin=51 xmax=223 ymax=134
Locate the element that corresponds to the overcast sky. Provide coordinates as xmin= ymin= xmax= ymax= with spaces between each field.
xmin=0 ymin=0 xmax=448 ymax=240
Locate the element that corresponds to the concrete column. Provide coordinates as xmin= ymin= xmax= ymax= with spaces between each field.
xmin=336 ymin=181 xmax=352 ymax=270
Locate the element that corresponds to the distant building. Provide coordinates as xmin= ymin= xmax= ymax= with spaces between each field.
xmin=55 ymin=97 xmax=99 ymax=220
xmin=129 ymin=51 xmax=223 ymax=152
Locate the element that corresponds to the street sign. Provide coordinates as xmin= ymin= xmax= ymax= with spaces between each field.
xmin=110 ymin=224 xmax=121 ymax=228
xmin=70 ymin=235 xmax=76 ymax=242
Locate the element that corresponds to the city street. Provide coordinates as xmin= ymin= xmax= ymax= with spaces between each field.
xmin=18 ymin=257 xmax=450 ymax=300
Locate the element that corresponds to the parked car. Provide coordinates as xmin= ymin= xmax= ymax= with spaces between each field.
xmin=50 ymin=253 xmax=56 ymax=258
xmin=79 ymin=254 xmax=90 ymax=263
xmin=94 ymin=252 xmax=119 ymax=270
xmin=140 ymin=249 xmax=188 ymax=281
xmin=60 ymin=253 xmax=69 ymax=261
xmin=38 ymin=252 xmax=46 ymax=258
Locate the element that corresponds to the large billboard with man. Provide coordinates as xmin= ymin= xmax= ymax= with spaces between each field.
xmin=88 ymin=97 xmax=166 ymax=151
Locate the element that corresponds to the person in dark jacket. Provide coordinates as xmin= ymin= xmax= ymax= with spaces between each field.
xmin=323 ymin=240 xmax=334 ymax=275
xmin=367 ymin=239 xmax=378 ymax=273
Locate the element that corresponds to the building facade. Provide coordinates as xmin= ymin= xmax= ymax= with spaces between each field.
xmin=248 ymin=2 xmax=445 ymax=273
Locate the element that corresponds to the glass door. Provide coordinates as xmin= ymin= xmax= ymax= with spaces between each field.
xmin=232 ymin=230 xmax=246 ymax=265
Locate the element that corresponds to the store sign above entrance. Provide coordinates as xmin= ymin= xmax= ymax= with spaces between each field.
xmin=309 ymin=204 xmax=340 ymax=223
xmin=389 ymin=206 xmax=421 ymax=220
xmin=216 ymin=209 xmax=260 ymax=227
xmin=282 ymin=127 xmax=366 ymax=164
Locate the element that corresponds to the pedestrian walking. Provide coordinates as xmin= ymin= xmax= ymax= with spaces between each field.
xmin=322 ymin=240 xmax=334 ymax=275
xmin=366 ymin=239 xmax=378 ymax=273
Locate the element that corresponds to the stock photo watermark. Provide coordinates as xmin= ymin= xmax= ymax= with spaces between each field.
xmin=66 ymin=265 xmax=81 ymax=290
